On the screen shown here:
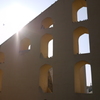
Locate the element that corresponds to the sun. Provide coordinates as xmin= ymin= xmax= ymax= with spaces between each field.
xmin=0 ymin=3 xmax=35 ymax=44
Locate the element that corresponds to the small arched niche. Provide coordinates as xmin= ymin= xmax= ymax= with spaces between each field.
xmin=0 ymin=52 xmax=5 ymax=63
xmin=73 ymin=27 xmax=90 ymax=54
xmin=72 ymin=0 xmax=88 ymax=22
xmin=42 ymin=17 xmax=54 ymax=29
xmin=41 ymin=34 xmax=53 ymax=58
xmin=39 ymin=64 xmax=53 ymax=93
xmin=20 ymin=38 xmax=31 ymax=53
xmin=74 ymin=61 xmax=93 ymax=93
xmin=0 ymin=70 xmax=3 ymax=92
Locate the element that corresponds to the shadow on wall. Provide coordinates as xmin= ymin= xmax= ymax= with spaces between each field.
xmin=0 ymin=70 xmax=3 ymax=92
xmin=0 ymin=52 xmax=5 ymax=63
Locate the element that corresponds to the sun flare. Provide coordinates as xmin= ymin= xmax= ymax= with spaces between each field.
xmin=0 ymin=3 xmax=35 ymax=44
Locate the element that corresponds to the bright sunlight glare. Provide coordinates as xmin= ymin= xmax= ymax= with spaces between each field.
xmin=0 ymin=3 xmax=36 ymax=44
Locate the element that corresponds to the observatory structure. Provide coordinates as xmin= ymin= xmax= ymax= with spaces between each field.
xmin=0 ymin=0 xmax=100 ymax=100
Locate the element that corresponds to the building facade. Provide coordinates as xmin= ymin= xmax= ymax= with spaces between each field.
xmin=0 ymin=0 xmax=100 ymax=100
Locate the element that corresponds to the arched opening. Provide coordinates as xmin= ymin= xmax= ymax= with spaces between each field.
xmin=41 ymin=34 xmax=53 ymax=58
xmin=78 ymin=33 xmax=90 ymax=54
xmin=74 ymin=61 xmax=93 ymax=93
xmin=72 ymin=0 xmax=87 ymax=22
xmin=0 ymin=70 xmax=3 ymax=91
xmin=48 ymin=39 xmax=53 ymax=58
xmin=20 ymin=38 xmax=31 ymax=53
xmin=0 ymin=52 xmax=5 ymax=63
xmin=42 ymin=17 xmax=54 ymax=29
xmin=77 ymin=7 xmax=88 ymax=22
xmin=39 ymin=64 xmax=53 ymax=93
xmin=73 ymin=27 xmax=90 ymax=54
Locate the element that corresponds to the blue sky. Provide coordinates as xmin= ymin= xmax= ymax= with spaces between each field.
xmin=0 ymin=0 xmax=57 ymax=13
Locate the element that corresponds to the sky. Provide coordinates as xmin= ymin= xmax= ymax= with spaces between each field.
xmin=0 ymin=0 xmax=57 ymax=44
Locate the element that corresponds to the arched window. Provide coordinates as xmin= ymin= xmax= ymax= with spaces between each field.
xmin=73 ymin=27 xmax=90 ymax=54
xmin=0 ymin=70 xmax=3 ymax=91
xmin=77 ymin=7 xmax=88 ymax=22
xmin=20 ymin=38 xmax=31 ymax=53
xmin=72 ymin=0 xmax=87 ymax=22
xmin=78 ymin=33 xmax=90 ymax=54
xmin=42 ymin=17 xmax=54 ymax=29
xmin=39 ymin=64 xmax=53 ymax=93
xmin=74 ymin=61 xmax=93 ymax=93
xmin=41 ymin=34 xmax=53 ymax=58
xmin=0 ymin=52 xmax=5 ymax=63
